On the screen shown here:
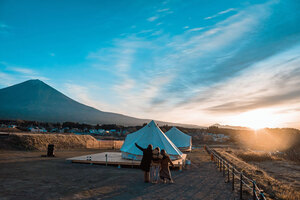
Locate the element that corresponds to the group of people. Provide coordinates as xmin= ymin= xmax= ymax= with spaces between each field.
xmin=135 ymin=143 xmax=174 ymax=184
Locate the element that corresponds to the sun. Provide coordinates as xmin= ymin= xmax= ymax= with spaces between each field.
xmin=228 ymin=109 xmax=280 ymax=130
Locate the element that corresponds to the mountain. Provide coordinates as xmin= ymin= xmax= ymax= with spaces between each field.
xmin=0 ymin=79 xmax=201 ymax=128
xmin=211 ymin=123 xmax=251 ymax=130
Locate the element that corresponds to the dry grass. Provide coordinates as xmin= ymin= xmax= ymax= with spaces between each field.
xmin=236 ymin=152 xmax=278 ymax=162
xmin=283 ymin=144 xmax=300 ymax=163
xmin=215 ymin=148 xmax=300 ymax=200
xmin=0 ymin=133 xmax=98 ymax=150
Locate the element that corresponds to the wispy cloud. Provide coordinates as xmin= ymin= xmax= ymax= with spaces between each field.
xmin=204 ymin=8 xmax=236 ymax=20
xmin=157 ymin=8 xmax=170 ymax=12
xmin=0 ymin=22 xmax=11 ymax=34
xmin=202 ymin=46 xmax=300 ymax=113
xmin=147 ymin=6 xmax=173 ymax=23
xmin=8 ymin=67 xmax=35 ymax=75
xmin=64 ymin=83 xmax=100 ymax=107
xmin=85 ymin=1 xmax=280 ymax=121
xmin=0 ymin=62 xmax=50 ymax=85
xmin=186 ymin=27 xmax=204 ymax=32
xmin=149 ymin=2 xmax=274 ymax=104
xmin=147 ymin=16 xmax=159 ymax=22
xmin=0 ymin=71 xmax=15 ymax=87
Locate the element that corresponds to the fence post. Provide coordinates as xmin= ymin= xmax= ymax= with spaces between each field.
xmin=223 ymin=161 xmax=225 ymax=176
xmin=227 ymin=164 xmax=230 ymax=182
xmin=232 ymin=167 xmax=235 ymax=191
xmin=252 ymin=181 xmax=256 ymax=200
xmin=105 ymin=154 xmax=108 ymax=166
xmin=240 ymin=172 xmax=243 ymax=200
xmin=259 ymin=191 xmax=265 ymax=200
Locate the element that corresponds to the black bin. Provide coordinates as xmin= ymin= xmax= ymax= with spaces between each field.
xmin=47 ymin=144 xmax=55 ymax=157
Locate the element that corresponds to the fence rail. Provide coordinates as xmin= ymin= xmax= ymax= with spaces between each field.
xmin=204 ymin=145 xmax=266 ymax=200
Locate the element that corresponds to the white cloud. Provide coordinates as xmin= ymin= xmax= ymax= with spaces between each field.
xmin=0 ymin=71 xmax=15 ymax=87
xmin=157 ymin=8 xmax=170 ymax=12
xmin=108 ymin=4 xmax=267 ymax=116
xmin=219 ymin=8 xmax=235 ymax=15
xmin=8 ymin=67 xmax=35 ymax=75
xmin=64 ymin=83 xmax=96 ymax=106
xmin=0 ymin=62 xmax=50 ymax=84
xmin=138 ymin=29 xmax=154 ymax=34
xmin=174 ymin=44 xmax=300 ymax=127
xmin=147 ymin=16 xmax=159 ymax=22
xmin=152 ymin=30 xmax=163 ymax=36
xmin=186 ymin=27 xmax=204 ymax=32
xmin=147 ymin=6 xmax=173 ymax=23
xmin=63 ymin=83 xmax=116 ymax=112
xmin=204 ymin=8 xmax=236 ymax=20
xmin=81 ymin=1 xmax=282 ymax=125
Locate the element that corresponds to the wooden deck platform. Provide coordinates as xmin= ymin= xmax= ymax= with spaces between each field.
xmin=67 ymin=152 xmax=187 ymax=168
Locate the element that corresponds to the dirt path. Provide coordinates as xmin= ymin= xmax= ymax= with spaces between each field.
xmin=0 ymin=149 xmax=236 ymax=200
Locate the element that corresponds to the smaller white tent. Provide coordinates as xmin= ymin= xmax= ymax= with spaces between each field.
xmin=165 ymin=127 xmax=192 ymax=151
xmin=120 ymin=120 xmax=183 ymax=160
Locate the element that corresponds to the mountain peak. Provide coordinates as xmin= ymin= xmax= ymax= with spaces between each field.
xmin=22 ymin=79 xmax=45 ymax=85
xmin=26 ymin=79 xmax=42 ymax=82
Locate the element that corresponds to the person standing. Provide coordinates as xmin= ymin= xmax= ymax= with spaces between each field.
xmin=160 ymin=149 xmax=175 ymax=183
xmin=135 ymin=143 xmax=153 ymax=183
xmin=151 ymin=147 xmax=162 ymax=183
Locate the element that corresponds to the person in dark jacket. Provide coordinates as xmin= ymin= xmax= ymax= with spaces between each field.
xmin=160 ymin=149 xmax=175 ymax=183
xmin=135 ymin=143 xmax=153 ymax=183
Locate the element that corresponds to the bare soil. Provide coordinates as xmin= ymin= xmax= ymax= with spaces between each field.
xmin=0 ymin=149 xmax=237 ymax=200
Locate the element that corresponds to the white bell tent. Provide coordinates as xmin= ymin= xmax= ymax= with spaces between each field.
xmin=120 ymin=120 xmax=183 ymax=160
xmin=165 ymin=127 xmax=192 ymax=151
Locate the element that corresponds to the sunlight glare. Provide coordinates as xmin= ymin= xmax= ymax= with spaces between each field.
xmin=228 ymin=109 xmax=281 ymax=130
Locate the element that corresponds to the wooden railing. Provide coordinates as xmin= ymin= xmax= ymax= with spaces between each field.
xmin=205 ymin=146 xmax=267 ymax=200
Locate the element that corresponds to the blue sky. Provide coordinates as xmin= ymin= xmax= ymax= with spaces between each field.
xmin=1 ymin=0 xmax=300 ymax=128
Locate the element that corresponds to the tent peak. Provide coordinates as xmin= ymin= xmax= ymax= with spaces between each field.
xmin=148 ymin=120 xmax=157 ymax=126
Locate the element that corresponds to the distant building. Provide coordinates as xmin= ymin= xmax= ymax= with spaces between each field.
xmin=50 ymin=128 xmax=58 ymax=133
xmin=202 ymin=132 xmax=230 ymax=142
xmin=110 ymin=129 xmax=117 ymax=133
xmin=89 ymin=129 xmax=97 ymax=134
xmin=29 ymin=127 xmax=47 ymax=133
xmin=40 ymin=128 xmax=47 ymax=133
xmin=98 ymin=129 xmax=105 ymax=134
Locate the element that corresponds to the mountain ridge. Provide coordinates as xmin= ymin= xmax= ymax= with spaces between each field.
xmin=0 ymin=79 xmax=203 ymax=128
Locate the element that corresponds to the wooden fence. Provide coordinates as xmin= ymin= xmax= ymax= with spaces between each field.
xmin=86 ymin=140 xmax=124 ymax=149
xmin=205 ymin=145 xmax=267 ymax=200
